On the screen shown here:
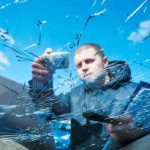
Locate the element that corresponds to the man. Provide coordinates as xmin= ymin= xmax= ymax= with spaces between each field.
xmin=29 ymin=43 xmax=149 ymax=150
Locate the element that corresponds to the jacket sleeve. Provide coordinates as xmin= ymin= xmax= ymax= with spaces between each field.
xmin=28 ymin=79 xmax=71 ymax=114
xmin=126 ymin=81 xmax=150 ymax=131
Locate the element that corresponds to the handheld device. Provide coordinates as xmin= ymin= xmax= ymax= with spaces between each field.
xmin=83 ymin=111 xmax=120 ymax=125
xmin=45 ymin=52 xmax=69 ymax=70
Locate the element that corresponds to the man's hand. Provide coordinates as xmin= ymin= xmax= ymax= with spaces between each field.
xmin=107 ymin=114 xmax=146 ymax=144
xmin=32 ymin=48 xmax=53 ymax=83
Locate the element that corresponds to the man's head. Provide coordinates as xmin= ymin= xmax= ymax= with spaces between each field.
xmin=74 ymin=43 xmax=108 ymax=85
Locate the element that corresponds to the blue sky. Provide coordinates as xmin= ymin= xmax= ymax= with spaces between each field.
xmin=0 ymin=0 xmax=150 ymax=93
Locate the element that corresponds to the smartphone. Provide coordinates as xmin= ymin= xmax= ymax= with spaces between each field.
xmin=45 ymin=52 xmax=69 ymax=70
xmin=83 ymin=111 xmax=120 ymax=125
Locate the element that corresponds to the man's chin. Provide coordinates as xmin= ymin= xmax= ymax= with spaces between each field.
xmin=82 ymin=78 xmax=97 ymax=84
xmin=82 ymin=73 xmax=106 ymax=86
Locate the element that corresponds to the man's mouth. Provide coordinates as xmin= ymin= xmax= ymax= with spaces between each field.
xmin=83 ymin=73 xmax=92 ymax=78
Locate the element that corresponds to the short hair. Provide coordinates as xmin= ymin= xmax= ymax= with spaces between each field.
xmin=74 ymin=43 xmax=105 ymax=58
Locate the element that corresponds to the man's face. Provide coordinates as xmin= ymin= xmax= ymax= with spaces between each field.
xmin=74 ymin=47 xmax=108 ymax=84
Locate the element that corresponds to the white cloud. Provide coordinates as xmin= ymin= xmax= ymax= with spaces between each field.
xmin=4 ymin=34 xmax=15 ymax=45
xmin=0 ymin=65 xmax=5 ymax=71
xmin=128 ymin=20 xmax=150 ymax=43
xmin=0 ymin=28 xmax=15 ymax=45
xmin=0 ymin=51 xmax=10 ymax=66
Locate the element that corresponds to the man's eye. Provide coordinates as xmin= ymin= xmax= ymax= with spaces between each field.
xmin=85 ymin=59 xmax=94 ymax=64
xmin=77 ymin=63 xmax=82 ymax=68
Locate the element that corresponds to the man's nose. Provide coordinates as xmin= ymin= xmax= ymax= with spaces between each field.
xmin=82 ymin=63 xmax=88 ymax=72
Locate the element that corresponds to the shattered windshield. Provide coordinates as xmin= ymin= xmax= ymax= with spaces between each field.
xmin=0 ymin=0 xmax=150 ymax=150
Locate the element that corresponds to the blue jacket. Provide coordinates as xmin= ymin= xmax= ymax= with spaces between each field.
xmin=29 ymin=61 xmax=150 ymax=150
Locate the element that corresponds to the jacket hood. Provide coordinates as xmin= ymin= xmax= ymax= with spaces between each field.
xmin=106 ymin=60 xmax=131 ymax=89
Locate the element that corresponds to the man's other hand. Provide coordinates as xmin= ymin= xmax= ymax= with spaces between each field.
xmin=107 ymin=114 xmax=147 ymax=144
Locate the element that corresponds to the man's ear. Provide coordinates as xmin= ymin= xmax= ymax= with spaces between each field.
xmin=103 ymin=56 xmax=108 ymax=68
